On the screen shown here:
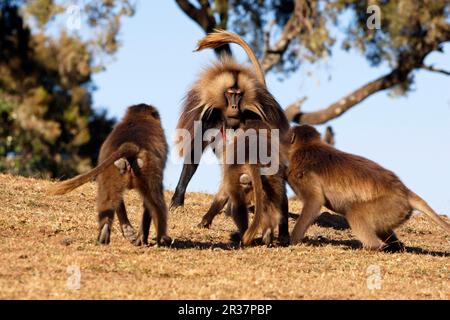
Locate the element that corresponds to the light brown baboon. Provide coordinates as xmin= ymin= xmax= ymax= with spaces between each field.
xmin=286 ymin=125 xmax=450 ymax=251
xmin=172 ymin=30 xmax=290 ymax=243
xmin=221 ymin=120 xmax=286 ymax=246
xmin=48 ymin=104 xmax=171 ymax=247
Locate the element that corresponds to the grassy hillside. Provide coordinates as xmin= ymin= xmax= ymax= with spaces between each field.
xmin=0 ymin=174 xmax=448 ymax=299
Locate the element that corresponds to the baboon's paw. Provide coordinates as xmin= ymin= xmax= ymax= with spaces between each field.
xmin=97 ymin=224 xmax=111 ymax=245
xmin=197 ymin=218 xmax=211 ymax=229
xmin=383 ymin=241 xmax=405 ymax=253
xmin=229 ymin=231 xmax=242 ymax=244
xmin=121 ymin=224 xmax=138 ymax=243
xmin=169 ymin=206 xmax=185 ymax=215
xmin=169 ymin=196 xmax=184 ymax=211
xmin=157 ymin=235 xmax=173 ymax=247
xmin=262 ymin=230 xmax=273 ymax=246
xmin=290 ymin=236 xmax=304 ymax=246
xmin=277 ymin=234 xmax=290 ymax=247
xmin=133 ymin=235 xmax=148 ymax=247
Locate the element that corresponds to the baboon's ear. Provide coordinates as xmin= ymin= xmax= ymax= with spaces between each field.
xmin=151 ymin=110 xmax=160 ymax=120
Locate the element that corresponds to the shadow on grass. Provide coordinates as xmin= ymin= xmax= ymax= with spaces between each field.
xmin=169 ymin=238 xmax=238 ymax=250
xmin=168 ymin=236 xmax=288 ymax=250
xmin=302 ymin=236 xmax=450 ymax=257
xmin=289 ymin=211 xmax=350 ymax=230
xmin=403 ymin=246 xmax=450 ymax=257
xmin=289 ymin=212 xmax=449 ymax=256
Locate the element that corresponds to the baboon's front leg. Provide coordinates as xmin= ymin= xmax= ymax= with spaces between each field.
xmin=199 ymin=184 xmax=229 ymax=228
xmin=170 ymin=163 xmax=199 ymax=209
xmin=291 ymin=199 xmax=323 ymax=245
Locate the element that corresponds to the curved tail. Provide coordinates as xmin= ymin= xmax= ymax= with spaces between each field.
xmin=242 ymin=166 xmax=264 ymax=246
xmin=408 ymin=191 xmax=450 ymax=233
xmin=196 ymin=29 xmax=267 ymax=87
xmin=48 ymin=143 xmax=140 ymax=196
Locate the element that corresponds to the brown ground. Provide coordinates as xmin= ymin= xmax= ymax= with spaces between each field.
xmin=0 ymin=173 xmax=449 ymax=300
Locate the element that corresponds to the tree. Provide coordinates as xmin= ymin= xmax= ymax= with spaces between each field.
xmin=0 ymin=0 xmax=134 ymax=178
xmin=176 ymin=0 xmax=450 ymax=124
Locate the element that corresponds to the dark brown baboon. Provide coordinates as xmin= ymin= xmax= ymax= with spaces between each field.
xmin=172 ymin=30 xmax=290 ymax=242
xmin=48 ymin=104 xmax=171 ymax=247
xmin=222 ymin=120 xmax=286 ymax=246
xmin=286 ymin=125 xmax=450 ymax=251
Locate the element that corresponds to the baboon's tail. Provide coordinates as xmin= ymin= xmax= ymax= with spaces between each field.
xmin=47 ymin=143 xmax=140 ymax=196
xmin=242 ymin=166 xmax=264 ymax=246
xmin=195 ymin=29 xmax=266 ymax=87
xmin=408 ymin=191 xmax=450 ymax=233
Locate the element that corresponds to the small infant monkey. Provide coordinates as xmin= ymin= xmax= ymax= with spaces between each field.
xmin=286 ymin=125 xmax=450 ymax=252
xmin=48 ymin=104 xmax=171 ymax=247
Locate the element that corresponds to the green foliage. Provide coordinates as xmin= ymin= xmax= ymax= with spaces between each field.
xmin=230 ymin=0 xmax=334 ymax=75
xmin=228 ymin=0 xmax=448 ymax=84
xmin=0 ymin=0 xmax=134 ymax=178
xmin=331 ymin=0 xmax=449 ymax=67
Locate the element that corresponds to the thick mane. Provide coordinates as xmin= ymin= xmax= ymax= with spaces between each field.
xmin=175 ymin=58 xmax=288 ymax=158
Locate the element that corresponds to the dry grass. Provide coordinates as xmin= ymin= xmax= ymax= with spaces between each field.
xmin=0 ymin=173 xmax=449 ymax=300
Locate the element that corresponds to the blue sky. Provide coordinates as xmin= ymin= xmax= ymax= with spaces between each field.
xmin=92 ymin=1 xmax=450 ymax=215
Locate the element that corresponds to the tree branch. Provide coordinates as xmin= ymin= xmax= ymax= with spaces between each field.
xmin=287 ymin=23 xmax=450 ymax=125
xmin=287 ymin=68 xmax=410 ymax=124
xmin=261 ymin=0 xmax=315 ymax=73
xmin=175 ymin=0 xmax=231 ymax=56
xmin=421 ymin=64 xmax=450 ymax=76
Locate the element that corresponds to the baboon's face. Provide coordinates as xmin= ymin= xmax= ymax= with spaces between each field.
xmin=198 ymin=70 xmax=266 ymax=129
xmin=224 ymin=87 xmax=243 ymax=128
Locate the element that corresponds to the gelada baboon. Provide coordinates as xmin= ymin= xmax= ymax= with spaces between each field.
xmin=48 ymin=104 xmax=171 ymax=246
xmin=172 ymin=30 xmax=290 ymax=241
xmin=287 ymin=125 xmax=450 ymax=251
xmin=222 ymin=120 xmax=286 ymax=246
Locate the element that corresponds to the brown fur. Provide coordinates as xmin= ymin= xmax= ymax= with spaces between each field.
xmin=175 ymin=56 xmax=289 ymax=157
xmin=48 ymin=104 xmax=171 ymax=246
xmin=172 ymin=31 xmax=290 ymax=241
xmin=287 ymin=125 xmax=450 ymax=251
xmin=222 ymin=120 xmax=286 ymax=246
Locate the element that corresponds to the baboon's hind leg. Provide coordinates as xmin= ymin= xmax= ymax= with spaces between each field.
xmin=97 ymin=209 xmax=115 ymax=245
xmin=143 ymin=183 xmax=172 ymax=246
xmin=116 ymin=200 xmax=138 ymax=243
xmin=278 ymin=192 xmax=290 ymax=245
xmin=96 ymin=189 xmax=122 ymax=245
xmin=230 ymin=203 xmax=249 ymax=243
xmin=346 ymin=211 xmax=384 ymax=251
xmin=134 ymin=206 xmax=152 ymax=246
